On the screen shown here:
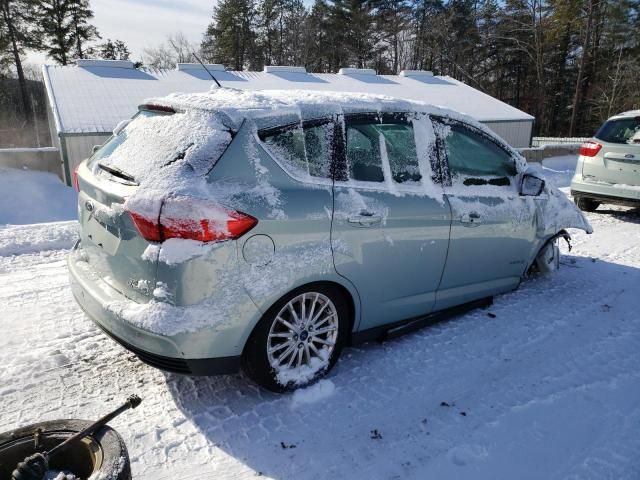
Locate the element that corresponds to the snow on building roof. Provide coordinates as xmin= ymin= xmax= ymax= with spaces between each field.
xmin=42 ymin=62 xmax=534 ymax=135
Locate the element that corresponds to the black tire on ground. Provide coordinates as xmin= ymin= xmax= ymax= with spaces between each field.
xmin=575 ymin=196 xmax=600 ymax=212
xmin=0 ymin=419 xmax=131 ymax=480
xmin=242 ymin=283 xmax=350 ymax=392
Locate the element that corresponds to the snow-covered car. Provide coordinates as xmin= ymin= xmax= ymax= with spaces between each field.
xmin=68 ymin=89 xmax=592 ymax=391
xmin=571 ymin=110 xmax=640 ymax=211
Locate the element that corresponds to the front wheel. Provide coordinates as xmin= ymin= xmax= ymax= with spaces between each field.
xmin=242 ymin=285 xmax=349 ymax=392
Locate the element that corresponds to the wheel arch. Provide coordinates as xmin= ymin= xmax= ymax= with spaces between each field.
xmin=241 ymin=278 xmax=360 ymax=358
xmin=526 ymin=229 xmax=571 ymax=276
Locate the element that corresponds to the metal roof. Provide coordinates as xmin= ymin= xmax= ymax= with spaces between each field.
xmin=42 ymin=61 xmax=534 ymax=135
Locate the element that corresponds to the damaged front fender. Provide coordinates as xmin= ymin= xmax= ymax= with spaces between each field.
xmin=535 ymin=184 xmax=593 ymax=236
xmin=524 ymin=165 xmax=593 ymax=236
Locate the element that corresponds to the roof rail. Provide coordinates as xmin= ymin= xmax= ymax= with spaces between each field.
xmin=76 ymin=59 xmax=135 ymax=69
xmin=338 ymin=68 xmax=377 ymax=76
xmin=177 ymin=63 xmax=225 ymax=71
xmin=400 ymin=70 xmax=434 ymax=77
xmin=264 ymin=65 xmax=307 ymax=73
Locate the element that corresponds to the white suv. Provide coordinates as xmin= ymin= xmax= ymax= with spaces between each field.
xmin=571 ymin=110 xmax=640 ymax=211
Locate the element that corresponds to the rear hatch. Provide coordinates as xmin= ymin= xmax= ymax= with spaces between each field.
xmin=582 ymin=116 xmax=640 ymax=186
xmin=75 ymin=105 xmax=233 ymax=302
xmin=76 ymin=169 xmax=155 ymax=302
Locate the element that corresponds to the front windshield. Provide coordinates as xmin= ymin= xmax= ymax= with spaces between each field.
xmin=595 ymin=117 xmax=640 ymax=144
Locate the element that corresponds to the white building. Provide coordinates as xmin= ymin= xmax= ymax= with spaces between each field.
xmin=42 ymin=60 xmax=535 ymax=185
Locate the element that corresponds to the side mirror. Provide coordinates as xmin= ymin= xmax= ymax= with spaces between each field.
xmin=520 ymin=174 xmax=545 ymax=196
xmin=92 ymin=144 xmax=101 ymax=154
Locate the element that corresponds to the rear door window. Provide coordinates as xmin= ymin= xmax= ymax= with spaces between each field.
xmin=260 ymin=120 xmax=334 ymax=179
xmin=344 ymin=114 xmax=422 ymax=184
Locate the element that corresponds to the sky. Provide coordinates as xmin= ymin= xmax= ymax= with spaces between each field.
xmin=27 ymin=0 xmax=315 ymax=66
xmin=27 ymin=0 xmax=215 ymax=66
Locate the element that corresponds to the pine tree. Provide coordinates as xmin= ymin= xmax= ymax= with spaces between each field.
xmin=88 ymin=38 xmax=131 ymax=60
xmin=68 ymin=0 xmax=99 ymax=59
xmin=0 ymin=0 xmax=40 ymax=123
xmin=344 ymin=0 xmax=378 ymax=69
xmin=304 ymin=0 xmax=332 ymax=72
xmin=371 ymin=0 xmax=413 ymax=73
xmin=201 ymin=0 xmax=258 ymax=70
xmin=410 ymin=0 xmax=445 ymax=71
xmin=35 ymin=0 xmax=74 ymax=65
xmin=257 ymin=0 xmax=306 ymax=67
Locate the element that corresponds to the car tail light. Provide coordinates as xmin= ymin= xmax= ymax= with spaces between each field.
xmin=579 ymin=141 xmax=602 ymax=157
xmin=128 ymin=196 xmax=257 ymax=243
xmin=72 ymin=165 xmax=80 ymax=192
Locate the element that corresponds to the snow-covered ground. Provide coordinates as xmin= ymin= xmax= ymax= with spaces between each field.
xmin=0 ymin=166 xmax=77 ymax=225
xmin=1 ymin=160 xmax=640 ymax=479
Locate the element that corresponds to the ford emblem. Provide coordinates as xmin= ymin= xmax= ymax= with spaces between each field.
xmin=625 ymin=154 xmax=635 ymax=159
xmin=85 ymin=201 xmax=94 ymax=212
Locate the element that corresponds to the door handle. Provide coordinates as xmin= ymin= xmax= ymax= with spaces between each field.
xmin=460 ymin=211 xmax=482 ymax=227
xmin=348 ymin=212 xmax=382 ymax=226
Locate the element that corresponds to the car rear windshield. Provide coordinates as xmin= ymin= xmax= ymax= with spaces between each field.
xmin=89 ymin=109 xmax=233 ymax=181
xmin=594 ymin=117 xmax=640 ymax=144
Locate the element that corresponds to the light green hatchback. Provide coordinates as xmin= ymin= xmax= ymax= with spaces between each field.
xmin=68 ymin=90 xmax=592 ymax=391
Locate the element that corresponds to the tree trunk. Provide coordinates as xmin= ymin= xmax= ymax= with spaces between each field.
xmin=569 ymin=0 xmax=595 ymax=137
xmin=1 ymin=1 xmax=33 ymax=124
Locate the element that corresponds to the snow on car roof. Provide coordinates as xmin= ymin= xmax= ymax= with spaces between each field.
xmin=611 ymin=109 xmax=640 ymax=120
xmin=42 ymin=62 xmax=534 ymax=135
xmin=146 ymin=88 xmax=475 ymax=131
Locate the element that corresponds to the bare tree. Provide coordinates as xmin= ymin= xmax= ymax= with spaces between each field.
xmin=142 ymin=31 xmax=197 ymax=69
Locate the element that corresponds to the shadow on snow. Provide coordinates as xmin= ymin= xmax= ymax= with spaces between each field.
xmin=163 ymin=254 xmax=640 ymax=479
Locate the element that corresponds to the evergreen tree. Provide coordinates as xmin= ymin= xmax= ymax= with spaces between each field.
xmin=371 ymin=0 xmax=413 ymax=73
xmin=344 ymin=0 xmax=378 ymax=69
xmin=411 ymin=0 xmax=445 ymax=71
xmin=0 ymin=0 xmax=40 ymax=123
xmin=35 ymin=0 xmax=74 ymax=65
xmin=201 ymin=0 xmax=258 ymax=70
xmin=258 ymin=0 xmax=306 ymax=66
xmin=68 ymin=0 xmax=100 ymax=59
xmin=304 ymin=0 xmax=332 ymax=71
xmin=33 ymin=0 xmax=99 ymax=64
xmin=88 ymin=38 xmax=131 ymax=60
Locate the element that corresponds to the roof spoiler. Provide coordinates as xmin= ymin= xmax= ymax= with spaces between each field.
xmin=138 ymin=104 xmax=176 ymax=114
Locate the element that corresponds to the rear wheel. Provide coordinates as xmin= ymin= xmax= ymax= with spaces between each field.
xmin=242 ymin=285 xmax=349 ymax=392
xmin=575 ymin=196 xmax=600 ymax=212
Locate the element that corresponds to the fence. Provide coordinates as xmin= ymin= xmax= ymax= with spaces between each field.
xmin=531 ymin=137 xmax=589 ymax=147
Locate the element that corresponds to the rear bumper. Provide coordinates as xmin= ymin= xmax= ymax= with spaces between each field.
xmin=570 ymin=176 xmax=640 ymax=207
xmin=90 ymin=318 xmax=240 ymax=375
xmin=68 ymin=245 xmax=245 ymax=375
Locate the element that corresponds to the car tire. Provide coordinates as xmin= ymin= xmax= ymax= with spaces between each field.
xmin=0 ymin=419 xmax=131 ymax=480
xmin=575 ymin=196 xmax=600 ymax=212
xmin=242 ymin=284 xmax=350 ymax=392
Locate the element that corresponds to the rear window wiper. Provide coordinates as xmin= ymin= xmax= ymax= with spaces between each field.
xmin=97 ymin=163 xmax=139 ymax=185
